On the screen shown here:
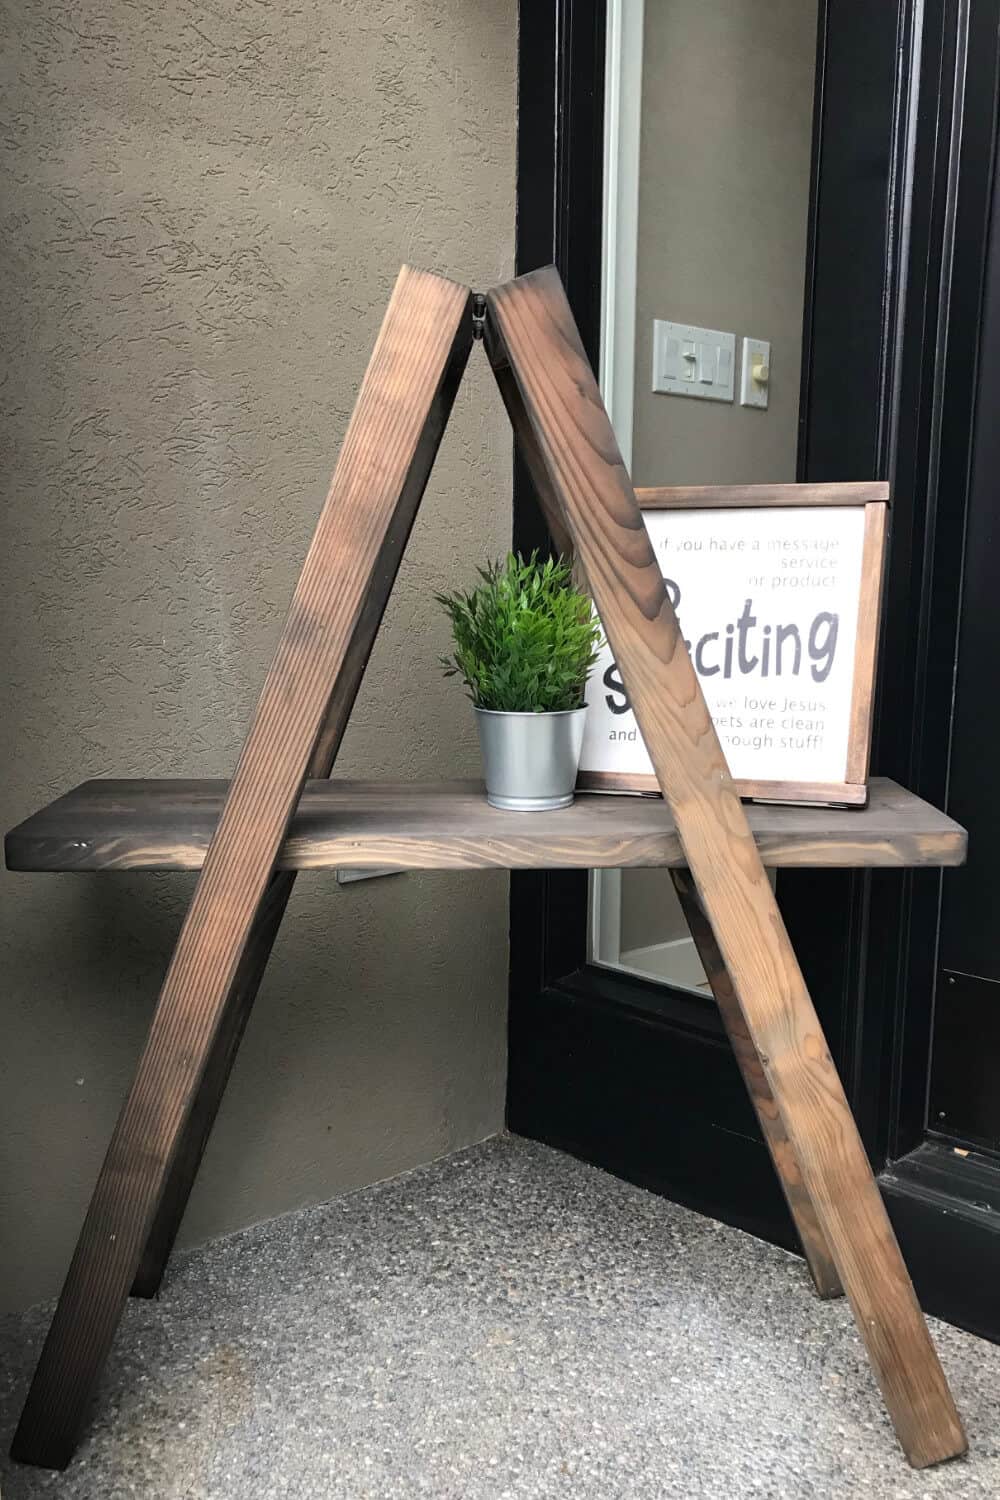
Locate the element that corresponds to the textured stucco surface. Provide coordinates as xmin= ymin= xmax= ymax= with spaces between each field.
xmin=0 ymin=0 xmax=515 ymax=1312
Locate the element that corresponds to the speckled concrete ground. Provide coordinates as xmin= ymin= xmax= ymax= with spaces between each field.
xmin=2 ymin=1135 xmax=999 ymax=1499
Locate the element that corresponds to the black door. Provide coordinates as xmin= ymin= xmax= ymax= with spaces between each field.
xmin=510 ymin=0 xmax=1000 ymax=1342
xmin=928 ymin=201 xmax=1000 ymax=1158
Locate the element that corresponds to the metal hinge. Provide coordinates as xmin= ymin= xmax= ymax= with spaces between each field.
xmin=472 ymin=292 xmax=486 ymax=340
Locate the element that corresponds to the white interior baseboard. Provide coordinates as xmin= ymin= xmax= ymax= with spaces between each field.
xmin=604 ymin=935 xmax=710 ymax=993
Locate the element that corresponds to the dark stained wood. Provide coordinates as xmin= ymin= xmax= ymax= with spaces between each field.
xmin=482 ymin=316 xmax=575 ymax=560
xmin=4 ymin=776 xmax=967 ymax=874
xmin=130 ymin=867 xmax=294 ymax=1297
xmin=130 ymin=471 xmax=431 ymax=1299
xmin=11 ymin=267 xmax=474 ymax=1471
xmin=670 ymin=868 xmax=843 ymax=1300
xmin=635 ymin=481 xmax=890 ymax=508
xmin=485 ymin=266 xmax=966 ymax=1468
xmin=7 ymin=262 xmax=969 ymax=1474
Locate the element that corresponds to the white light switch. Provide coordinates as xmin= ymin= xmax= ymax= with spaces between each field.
xmin=652 ymin=320 xmax=735 ymax=402
xmin=740 ymin=336 xmax=771 ymax=409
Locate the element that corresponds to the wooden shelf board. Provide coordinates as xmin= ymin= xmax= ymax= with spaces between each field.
xmin=5 ymin=776 xmax=966 ymax=873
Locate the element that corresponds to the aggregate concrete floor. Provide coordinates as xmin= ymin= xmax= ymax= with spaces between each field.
xmin=1 ymin=1134 xmax=998 ymax=1499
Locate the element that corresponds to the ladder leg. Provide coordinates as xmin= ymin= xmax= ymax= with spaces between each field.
xmin=12 ymin=969 xmax=259 ymax=1468
xmin=132 ymin=627 xmax=374 ymax=1302
xmin=132 ymin=522 xmax=387 ymax=1300
xmin=485 ymin=265 xmax=967 ymax=1469
xmin=12 ymin=267 xmax=473 ymax=1470
xmin=722 ymin=956 xmax=964 ymax=1466
xmin=671 ymin=868 xmax=842 ymax=1299
xmin=131 ymin=870 xmax=295 ymax=1298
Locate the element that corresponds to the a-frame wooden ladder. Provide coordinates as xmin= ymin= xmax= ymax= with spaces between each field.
xmin=11 ymin=266 xmax=967 ymax=1471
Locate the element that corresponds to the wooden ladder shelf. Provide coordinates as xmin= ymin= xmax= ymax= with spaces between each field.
xmin=6 ymin=776 xmax=965 ymax=875
xmin=8 ymin=266 xmax=969 ymax=1472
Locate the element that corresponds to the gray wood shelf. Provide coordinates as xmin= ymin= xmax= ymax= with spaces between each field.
xmin=5 ymin=776 xmax=967 ymax=873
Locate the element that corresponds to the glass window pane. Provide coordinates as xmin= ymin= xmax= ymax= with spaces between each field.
xmin=589 ymin=0 xmax=816 ymax=995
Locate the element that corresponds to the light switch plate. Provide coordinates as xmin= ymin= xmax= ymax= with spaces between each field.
xmin=740 ymin=336 xmax=771 ymax=409
xmin=652 ymin=320 xmax=735 ymax=402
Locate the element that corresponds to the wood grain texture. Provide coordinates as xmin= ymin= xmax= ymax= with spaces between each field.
xmin=635 ymin=481 xmax=890 ymax=509
xmin=482 ymin=319 xmax=575 ymax=560
xmin=670 ymin=868 xmax=843 ymax=1299
xmin=130 ymin=409 xmax=461 ymax=1297
xmin=4 ymin=777 xmax=966 ymax=873
xmin=846 ymin=502 xmax=889 ymax=784
xmin=12 ymin=267 xmax=474 ymax=1470
xmin=577 ymin=769 xmax=869 ymax=807
xmin=130 ymin=866 xmax=295 ymax=1297
xmin=485 ymin=266 xmax=966 ymax=1468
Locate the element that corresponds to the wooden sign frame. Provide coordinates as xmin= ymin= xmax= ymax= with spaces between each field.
xmin=578 ymin=482 xmax=889 ymax=807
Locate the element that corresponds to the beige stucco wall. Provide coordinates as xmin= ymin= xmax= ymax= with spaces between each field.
xmin=620 ymin=0 xmax=817 ymax=956
xmin=0 ymin=0 xmax=515 ymax=1313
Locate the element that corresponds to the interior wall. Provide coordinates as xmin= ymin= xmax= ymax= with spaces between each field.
xmin=0 ymin=0 xmax=515 ymax=1313
xmin=630 ymin=0 xmax=817 ymax=487
xmin=620 ymin=0 xmax=817 ymax=957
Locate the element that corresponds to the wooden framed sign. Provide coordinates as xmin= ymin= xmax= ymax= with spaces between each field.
xmin=578 ymin=482 xmax=889 ymax=806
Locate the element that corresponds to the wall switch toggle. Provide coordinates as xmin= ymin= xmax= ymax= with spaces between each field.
xmin=740 ymin=336 xmax=771 ymax=409
xmin=652 ymin=320 xmax=735 ymax=402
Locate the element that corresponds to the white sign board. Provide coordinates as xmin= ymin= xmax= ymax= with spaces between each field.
xmin=579 ymin=501 xmax=885 ymax=804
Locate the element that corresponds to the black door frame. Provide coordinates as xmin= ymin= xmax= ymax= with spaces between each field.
xmin=510 ymin=0 xmax=1000 ymax=1341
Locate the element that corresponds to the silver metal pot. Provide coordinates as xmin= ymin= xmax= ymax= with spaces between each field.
xmin=473 ymin=706 xmax=587 ymax=811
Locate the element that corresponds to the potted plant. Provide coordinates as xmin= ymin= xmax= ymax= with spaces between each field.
xmin=437 ymin=552 xmax=603 ymax=811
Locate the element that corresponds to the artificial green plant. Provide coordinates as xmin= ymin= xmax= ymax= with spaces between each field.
xmin=436 ymin=551 xmax=603 ymax=713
